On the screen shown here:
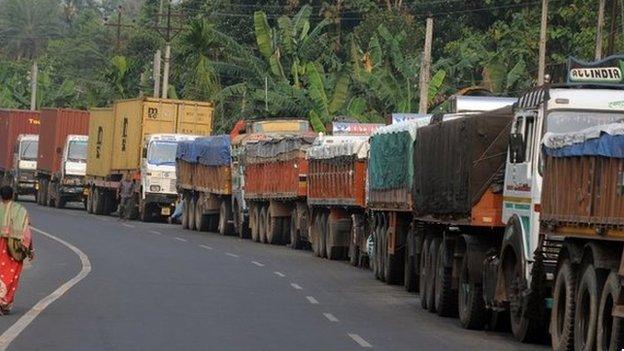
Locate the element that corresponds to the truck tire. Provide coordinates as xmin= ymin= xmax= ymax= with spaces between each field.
xmin=259 ymin=205 xmax=268 ymax=244
xmin=574 ymin=264 xmax=604 ymax=351
xmin=188 ymin=197 xmax=197 ymax=231
xmin=327 ymin=217 xmax=349 ymax=260
xmin=93 ymin=189 xmax=103 ymax=215
xmin=218 ymin=200 xmax=234 ymax=236
xmin=250 ymin=204 xmax=259 ymax=242
xmin=458 ymin=250 xmax=486 ymax=329
xmin=426 ymin=237 xmax=441 ymax=313
xmin=46 ymin=181 xmax=54 ymax=207
xmin=182 ymin=197 xmax=190 ymax=230
xmin=86 ymin=191 xmax=93 ymax=214
xmin=435 ymin=240 xmax=457 ymax=317
xmin=420 ymin=236 xmax=430 ymax=309
xmin=550 ymin=259 xmax=576 ymax=351
xmin=267 ymin=215 xmax=283 ymax=245
xmin=319 ymin=212 xmax=328 ymax=258
xmin=404 ymin=230 xmax=417 ymax=292
xmin=312 ymin=213 xmax=321 ymax=256
xmin=289 ymin=208 xmax=303 ymax=250
xmin=196 ymin=202 xmax=209 ymax=232
xmin=597 ymin=272 xmax=624 ymax=351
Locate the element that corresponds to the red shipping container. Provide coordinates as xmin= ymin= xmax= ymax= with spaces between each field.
xmin=37 ymin=109 xmax=90 ymax=174
xmin=0 ymin=109 xmax=40 ymax=171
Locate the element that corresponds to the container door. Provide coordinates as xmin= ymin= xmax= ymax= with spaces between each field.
xmin=177 ymin=103 xmax=213 ymax=136
xmin=87 ymin=108 xmax=114 ymax=177
xmin=112 ymin=100 xmax=143 ymax=171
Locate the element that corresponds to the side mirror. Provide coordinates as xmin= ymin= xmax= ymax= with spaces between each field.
xmin=509 ymin=133 xmax=526 ymax=163
xmin=56 ymin=147 xmax=62 ymax=154
xmin=142 ymin=148 xmax=147 ymax=158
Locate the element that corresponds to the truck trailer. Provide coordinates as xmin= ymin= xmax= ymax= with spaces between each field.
xmin=176 ymin=135 xmax=234 ymax=235
xmin=36 ymin=108 xmax=90 ymax=209
xmin=85 ymin=97 xmax=213 ymax=221
xmin=0 ymin=109 xmax=40 ymax=200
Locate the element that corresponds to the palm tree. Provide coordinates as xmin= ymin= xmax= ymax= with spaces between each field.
xmin=0 ymin=0 xmax=62 ymax=109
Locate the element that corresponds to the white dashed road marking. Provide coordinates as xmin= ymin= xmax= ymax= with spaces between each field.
xmin=149 ymin=230 xmax=163 ymax=235
xmin=348 ymin=334 xmax=372 ymax=348
xmin=290 ymin=283 xmax=302 ymax=290
xmin=0 ymin=227 xmax=92 ymax=351
xmin=323 ymin=313 xmax=339 ymax=322
xmin=306 ymin=296 xmax=319 ymax=304
xmin=199 ymin=245 xmax=213 ymax=250
xmin=226 ymin=252 xmax=239 ymax=258
xmin=251 ymin=261 xmax=264 ymax=267
xmin=274 ymin=271 xmax=285 ymax=277
xmin=122 ymin=223 xmax=135 ymax=228
xmin=174 ymin=237 xmax=187 ymax=242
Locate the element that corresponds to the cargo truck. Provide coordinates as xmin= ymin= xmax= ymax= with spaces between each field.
xmin=375 ymin=55 xmax=624 ymax=344
xmin=306 ymin=128 xmax=380 ymax=261
xmin=85 ymin=98 xmax=213 ymax=221
xmin=244 ymin=133 xmax=317 ymax=245
xmin=176 ymin=135 xmax=234 ymax=235
xmin=538 ymin=125 xmax=624 ymax=351
xmin=36 ymin=109 xmax=90 ymax=209
xmin=0 ymin=109 xmax=40 ymax=200
xmin=230 ymin=119 xmax=311 ymax=238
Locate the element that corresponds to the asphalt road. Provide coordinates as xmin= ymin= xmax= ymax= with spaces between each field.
xmin=0 ymin=198 xmax=550 ymax=351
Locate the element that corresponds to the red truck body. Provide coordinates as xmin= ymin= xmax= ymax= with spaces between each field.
xmin=245 ymin=158 xmax=308 ymax=199
xmin=37 ymin=109 xmax=90 ymax=175
xmin=0 ymin=109 xmax=40 ymax=172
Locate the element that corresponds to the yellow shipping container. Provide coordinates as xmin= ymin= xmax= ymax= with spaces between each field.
xmin=110 ymin=97 xmax=213 ymax=172
xmin=86 ymin=108 xmax=115 ymax=177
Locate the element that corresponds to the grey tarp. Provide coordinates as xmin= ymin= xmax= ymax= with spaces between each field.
xmin=244 ymin=134 xmax=317 ymax=164
xmin=413 ymin=106 xmax=513 ymax=217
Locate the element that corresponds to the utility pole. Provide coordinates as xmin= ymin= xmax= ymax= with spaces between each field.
xmin=153 ymin=50 xmax=161 ymax=98
xmin=29 ymin=61 xmax=37 ymax=111
xmin=418 ymin=17 xmax=433 ymax=114
xmin=596 ymin=0 xmax=606 ymax=60
xmin=537 ymin=0 xmax=548 ymax=85
xmin=607 ymin=0 xmax=619 ymax=56
xmin=150 ymin=1 xmax=184 ymax=99
xmin=104 ymin=6 xmax=133 ymax=54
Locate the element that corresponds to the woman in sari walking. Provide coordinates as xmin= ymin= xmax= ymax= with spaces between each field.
xmin=0 ymin=186 xmax=33 ymax=314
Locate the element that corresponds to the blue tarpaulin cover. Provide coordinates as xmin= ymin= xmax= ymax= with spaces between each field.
xmin=543 ymin=124 xmax=624 ymax=158
xmin=176 ymin=140 xmax=195 ymax=163
xmin=196 ymin=135 xmax=231 ymax=166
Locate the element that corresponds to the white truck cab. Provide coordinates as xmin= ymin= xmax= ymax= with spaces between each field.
xmin=11 ymin=134 xmax=39 ymax=199
xmin=63 ymin=135 xmax=88 ymax=178
xmin=139 ymin=133 xmax=201 ymax=220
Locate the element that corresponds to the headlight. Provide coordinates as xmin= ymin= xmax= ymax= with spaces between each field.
xmin=150 ymin=185 xmax=161 ymax=192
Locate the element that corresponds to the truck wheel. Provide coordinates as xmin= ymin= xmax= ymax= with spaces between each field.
xmin=426 ymin=237 xmax=441 ymax=313
xmin=419 ymin=236 xmax=430 ymax=309
xmin=196 ymin=202 xmax=208 ymax=232
xmin=321 ymin=212 xmax=329 ymax=258
xmin=312 ymin=213 xmax=321 ymax=256
xmin=327 ymin=217 xmax=349 ymax=260
xmin=182 ymin=197 xmax=190 ymax=229
xmin=267 ymin=215 xmax=283 ymax=245
xmin=597 ymin=272 xmax=624 ymax=351
xmin=435 ymin=240 xmax=457 ymax=317
xmin=188 ymin=197 xmax=197 ymax=231
xmin=55 ymin=197 xmax=65 ymax=209
xmin=86 ymin=191 xmax=93 ymax=214
xmin=259 ymin=205 xmax=268 ymax=244
xmin=93 ymin=190 xmax=103 ymax=215
xmin=46 ymin=182 xmax=55 ymax=207
xmin=289 ymin=208 xmax=302 ymax=250
xmin=551 ymin=259 xmax=577 ymax=350
xmin=250 ymin=204 xmax=259 ymax=242
xmin=218 ymin=200 xmax=233 ymax=236
xmin=458 ymin=250 xmax=486 ymax=329
xmin=574 ymin=264 xmax=605 ymax=351
xmin=404 ymin=230 xmax=417 ymax=292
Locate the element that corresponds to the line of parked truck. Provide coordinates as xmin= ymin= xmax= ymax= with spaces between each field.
xmin=1 ymin=54 xmax=624 ymax=350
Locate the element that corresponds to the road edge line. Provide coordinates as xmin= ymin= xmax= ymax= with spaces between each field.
xmin=0 ymin=226 xmax=92 ymax=350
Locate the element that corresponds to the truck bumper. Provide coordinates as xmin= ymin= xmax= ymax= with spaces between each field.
xmin=16 ymin=181 xmax=37 ymax=195
xmin=59 ymin=185 xmax=86 ymax=201
xmin=144 ymin=193 xmax=178 ymax=216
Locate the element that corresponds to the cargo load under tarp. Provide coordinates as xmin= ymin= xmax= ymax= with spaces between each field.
xmin=307 ymin=136 xmax=369 ymax=160
xmin=196 ymin=135 xmax=231 ymax=166
xmin=541 ymin=124 xmax=624 ymax=229
xmin=413 ymin=107 xmax=513 ymax=218
xmin=244 ymin=135 xmax=316 ymax=163
xmin=368 ymin=117 xmax=431 ymax=191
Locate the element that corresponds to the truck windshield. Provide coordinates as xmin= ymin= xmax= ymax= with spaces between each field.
xmin=546 ymin=111 xmax=624 ymax=134
xmin=67 ymin=140 xmax=88 ymax=162
xmin=147 ymin=141 xmax=178 ymax=166
xmin=19 ymin=140 xmax=38 ymax=161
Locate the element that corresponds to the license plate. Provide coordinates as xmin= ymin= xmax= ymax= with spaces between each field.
xmin=161 ymin=207 xmax=171 ymax=216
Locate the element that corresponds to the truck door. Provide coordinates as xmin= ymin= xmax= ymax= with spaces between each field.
xmin=503 ymin=112 xmax=537 ymax=262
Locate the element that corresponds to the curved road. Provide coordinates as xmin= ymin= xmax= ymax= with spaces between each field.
xmin=0 ymin=200 xmax=548 ymax=351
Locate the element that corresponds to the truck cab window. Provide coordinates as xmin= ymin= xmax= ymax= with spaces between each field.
xmin=509 ymin=115 xmax=535 ymax=164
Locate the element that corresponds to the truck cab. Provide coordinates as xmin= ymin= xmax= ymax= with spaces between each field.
xmin=11 ymin=134 xmax=38 ymax=199
xmin=140 ymin=133 xmax=200 ymax=220
xmin=500 ymin=85 xmax=624 ymax=340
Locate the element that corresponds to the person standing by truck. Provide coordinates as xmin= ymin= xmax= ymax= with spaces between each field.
xmin=0 ymin=185 xmax=33 ymax=314
xmin=117 ymin=174 xmax=135 ymax=220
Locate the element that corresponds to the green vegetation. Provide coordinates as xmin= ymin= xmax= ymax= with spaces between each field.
xmin=0 ymin=0 xmax=621 ymax=132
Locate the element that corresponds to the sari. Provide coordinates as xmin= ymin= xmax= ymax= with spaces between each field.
xmin=0 ymin=201 xmax=32 ymax=313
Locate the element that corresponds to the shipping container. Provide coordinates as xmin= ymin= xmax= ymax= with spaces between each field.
xmin=0 ymin=109 xmax=40 ymax=172
xmin=110 ymin=97 xmax=213 ymax=172
xmin=86 ymin=108 xmax=114 ymax=178
xmin=37 ymin=108 xmax=90 ymax=175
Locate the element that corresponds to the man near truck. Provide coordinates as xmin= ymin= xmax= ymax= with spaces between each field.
xmin=117 ymin=174 xmax=135 ymax=220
